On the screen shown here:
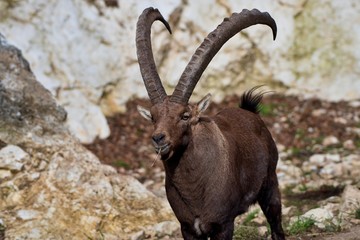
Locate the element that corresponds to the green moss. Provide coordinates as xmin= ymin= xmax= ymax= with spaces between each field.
xmin=233 ymin=225 xmax=260 ymax=240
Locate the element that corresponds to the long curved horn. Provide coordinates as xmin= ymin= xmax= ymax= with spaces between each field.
xmin=170 ymin=9 xmax=277 ymax=104
xmin=136 ymin=7 xmax=172 ymax=104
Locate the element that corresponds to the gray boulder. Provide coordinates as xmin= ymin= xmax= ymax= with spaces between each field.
xmin=0 ymin=34 xmax=174 ymax=240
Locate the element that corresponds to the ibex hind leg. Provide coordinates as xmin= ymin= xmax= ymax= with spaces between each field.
xmin=258 ymin=177 xmax=286 ymax=240
xmin=180 ymin=223 xmax=207 ymax=240
xmin=209 ymin=222 xmax=234 ymax=240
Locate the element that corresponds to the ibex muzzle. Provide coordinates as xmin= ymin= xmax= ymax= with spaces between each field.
xmin=138 ymin=94 xmax=211 ymax=160
xmin=136 ymin=7 xmax=285 ymax=240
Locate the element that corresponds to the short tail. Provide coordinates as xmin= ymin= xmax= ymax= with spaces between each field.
xmin=239 ymin=86 xmax=268 ymax=114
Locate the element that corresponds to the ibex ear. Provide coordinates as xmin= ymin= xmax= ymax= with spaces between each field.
xmin=137 ymin=105 xmax=152 ymax=121
xmin=196 ymin=93 xmax=212 ymax=115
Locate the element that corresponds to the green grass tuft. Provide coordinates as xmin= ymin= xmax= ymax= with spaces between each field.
xmin=287 ymin=216 xmax=316 ymax=235
xmin=324 ymin=217 xmax=342 ymax=233
xmin=242 ymin=209 xmax=260 ymax=226
xmin=113 ymin=160 xmax=130 ymax=169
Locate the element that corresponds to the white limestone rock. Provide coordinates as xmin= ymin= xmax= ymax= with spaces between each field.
xmin=0 ymin=145 xmax=29 ymax=172
xmin=300 ymin=208 xmax=334 ymax=229
xmin=17 ymin=209 xmax=40 ymax=220
xmin=0 ymin=169 xmax=12 ymax=180
xmin=340 ymin=185 xmax=360 ymax=215
xmin=322 ymin=136 xmax=340 ymax=147
xmin=58 ymin=89 xmax=110 ymax=144
xmin=152 ymin=221 xmax=180 ymax=237
xmin=309 ymin=154 xmax=341 ymax=167
xmin=0 ymin=34 xmax=175 ymax=240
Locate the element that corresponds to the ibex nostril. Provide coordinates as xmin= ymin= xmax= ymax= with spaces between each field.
xmin=152 ymin=133 xmax=165 ymax=144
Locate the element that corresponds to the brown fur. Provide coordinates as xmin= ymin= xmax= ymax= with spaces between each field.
xmin=139 ymin=93 xmax=285 ymax=240
xmin=136 ymin=7 xmax=285 ymax=240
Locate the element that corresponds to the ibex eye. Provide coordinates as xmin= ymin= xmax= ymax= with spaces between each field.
xmin=181 ymin=113 xmax=190 ymax=120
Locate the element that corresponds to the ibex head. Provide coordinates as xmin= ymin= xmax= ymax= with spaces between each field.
xmin=136 ymin=8 xmax=276 ymax=160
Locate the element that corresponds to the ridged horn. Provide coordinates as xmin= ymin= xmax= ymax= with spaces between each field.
xmin=136 ymin=7 xmax=172 ymax=104
xmin=170 ymin=9 xmax=277 ymax=104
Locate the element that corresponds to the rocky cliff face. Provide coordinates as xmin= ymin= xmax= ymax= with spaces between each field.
xmin=0 ymin=34 xmax=175 ymax=240
xmin=1 ymin=0 xmax=359 ymax=143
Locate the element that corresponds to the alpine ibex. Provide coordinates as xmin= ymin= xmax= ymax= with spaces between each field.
xmin=136 ymin=7 xmax=285 ymax=240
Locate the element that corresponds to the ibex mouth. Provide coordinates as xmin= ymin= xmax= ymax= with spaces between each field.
xmin=155 ymin=143 xmax=170 ymax=155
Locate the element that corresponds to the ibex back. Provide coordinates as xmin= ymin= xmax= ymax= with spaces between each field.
xmin=136 ymin=7 xmax=285 ymax=240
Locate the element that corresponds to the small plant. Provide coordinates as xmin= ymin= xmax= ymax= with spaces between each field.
xmin=290 ymin=147 xmax=301 ymax=156
xmin=324 ymin=216 xmax=342 ymax=233
xmin=298 ymin=183 xmax=308 ymax=192
xmin=242 ymin=209 xmax=260 ymax=226
xmin=287 ymin=216 xmax=316 ymax=235
xmin=113 ymin=160 xmax=130 ymax=169
xmin=355 ymin=208 xmax=360 ymax=219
